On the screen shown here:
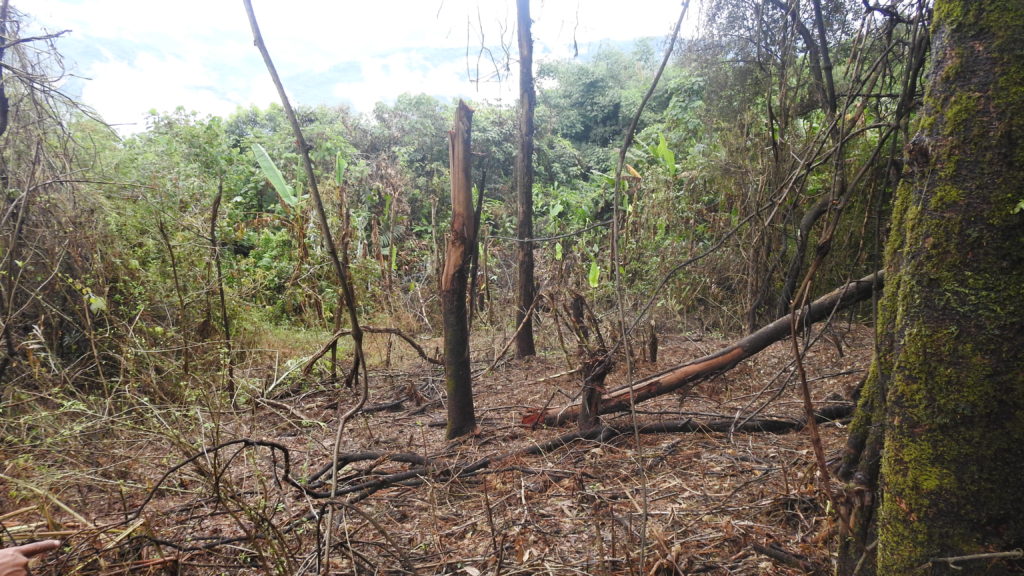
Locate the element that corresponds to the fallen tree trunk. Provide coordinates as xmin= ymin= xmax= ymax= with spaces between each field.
xmin=523 ymin=271 xmax=882 ymax=427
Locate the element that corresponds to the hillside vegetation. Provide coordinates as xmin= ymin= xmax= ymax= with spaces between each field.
xmin=0 ymin=1 xmax=935 ymax=574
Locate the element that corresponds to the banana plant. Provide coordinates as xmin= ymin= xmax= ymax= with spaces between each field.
xmin=251 ymin=142 xmax=310 ymax=270
xmin=252 ymin=143 xmax=300 ymax=210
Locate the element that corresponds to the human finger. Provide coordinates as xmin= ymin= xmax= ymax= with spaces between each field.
xmin=8 ymin=540 xmax=60 ymax=558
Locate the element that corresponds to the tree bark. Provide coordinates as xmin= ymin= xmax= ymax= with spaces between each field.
xmin=524 ymin=272 xmax=881 ymax=427
xmin=443 ymin=101 xmax=477 ymax=439
xmin=838 ymin=3 xmax=1024 ymax=574
xmin=514 ymin=0 xmax=537 ymax=358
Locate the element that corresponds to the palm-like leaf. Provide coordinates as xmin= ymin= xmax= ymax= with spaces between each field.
xmin=252 ymin=143 xmax=297 ymax=207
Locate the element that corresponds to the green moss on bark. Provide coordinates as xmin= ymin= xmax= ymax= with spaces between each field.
xmin=845 ymin=1 xmax=1024 ymax=574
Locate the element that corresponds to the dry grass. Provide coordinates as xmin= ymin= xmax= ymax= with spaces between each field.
xmin=1 ymin=322 xmax=871 ymax=575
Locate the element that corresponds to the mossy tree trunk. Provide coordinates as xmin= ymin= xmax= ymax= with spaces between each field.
xmin=443 ymin=101 xmax=477 ymax=439
xmin=838 ymin=2 xmax=1024 ymax=574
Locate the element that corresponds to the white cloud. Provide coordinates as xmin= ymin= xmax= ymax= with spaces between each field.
xmin=23 ymin=0 xmax=699 ymax=133
xmin=81 ymin=52 xmax=232 ymax=129
xmin=331 ymin=51 xmax=514 ymax=111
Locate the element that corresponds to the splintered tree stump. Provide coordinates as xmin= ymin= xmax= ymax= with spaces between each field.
xmin=443 ymin=100 xmax=477 ymax=439
xmin=578 ymin=351 xmax=614 ymax=431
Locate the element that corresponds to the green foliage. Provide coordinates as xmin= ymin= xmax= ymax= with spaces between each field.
xmin=335 ymin=151 xmax=348 ymax=186
xmin=252 ymin=143 xmax=298 ymax=208
xmin=1 ymin=0 xmax=922 ymax=404
xmin=587 ymin=261 xmax=601 ymax=288
xmin=537 ymin=41 xmax=684 ymax=173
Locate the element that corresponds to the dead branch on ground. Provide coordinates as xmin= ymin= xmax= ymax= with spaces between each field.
xmin=302 ymin=326 xmax=443 ymax=377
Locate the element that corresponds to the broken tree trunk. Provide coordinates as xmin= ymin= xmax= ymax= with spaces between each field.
xmin=578 ymin=350 xmax=613 ymax=431
xmin=443 ymin=101 xmax=477 ymax=439
xmin=523 ymin=271 xmax=882 ymax=427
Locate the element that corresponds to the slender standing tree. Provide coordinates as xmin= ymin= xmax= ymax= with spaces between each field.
xmin=514 ymin=0 xmax=537 ymax=358
xmin=0 ymin=0 xmax=9 ymax=142
xmin=0 ymin=0 xmax=16 ymax=385
xmin=838 ymin=2 xmax=1024 ymax=574
xmin=242 ymin=0 xmax=366 ymax=392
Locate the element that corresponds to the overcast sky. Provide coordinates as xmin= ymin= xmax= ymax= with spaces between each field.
xmin=23 ymin=1 xmax=696 ymax=133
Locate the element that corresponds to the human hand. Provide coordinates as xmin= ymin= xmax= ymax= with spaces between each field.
xmin=0 ymin=541 xmax=60 ymax=576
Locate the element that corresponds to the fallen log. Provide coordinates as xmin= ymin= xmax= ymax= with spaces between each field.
xmin=753 ymin=542 xmax=826 ymax=575
xmin=523 ymin=271 xmax=882 ymax=427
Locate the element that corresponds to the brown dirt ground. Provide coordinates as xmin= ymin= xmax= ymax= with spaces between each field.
xmin=2 ymin=322 xmax=872 ymax=575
